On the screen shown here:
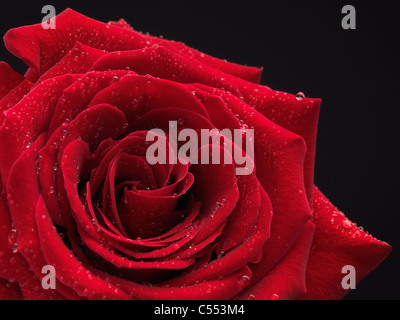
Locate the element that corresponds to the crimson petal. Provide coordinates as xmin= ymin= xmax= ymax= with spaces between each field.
xmin=300 ymin=187 xmax=392 ymax=300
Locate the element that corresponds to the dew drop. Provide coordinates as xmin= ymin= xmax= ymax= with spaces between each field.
xmin=11 ymin=243 xmax=18 ymax=253
xmin=238 ymin=275 xmax=251 ymax=286
xmin=270 ymin=293 xmax=280 ymax=300
xmin=8 ymin=229 xmax=17 ymax=245
xmin=296 ymin=92 xmax=305 ymax=101
xmin=341 ymin=219 xmax=353 ymax=229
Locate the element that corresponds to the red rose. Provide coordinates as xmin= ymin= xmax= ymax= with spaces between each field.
xmin=0 ymin=9 xmax=390 ymax=300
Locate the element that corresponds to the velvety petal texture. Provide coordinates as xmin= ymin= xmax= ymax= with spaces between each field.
xmin=0 ymin=9 xmax=390 ymax=300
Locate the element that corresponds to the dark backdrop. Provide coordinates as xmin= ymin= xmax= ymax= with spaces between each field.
xmin=0 ymin=0 xmax=398 ymax=300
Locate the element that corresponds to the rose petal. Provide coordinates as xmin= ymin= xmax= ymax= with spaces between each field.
xmin=192 ymin=85 xmax=313 ymax=285
xmin=36 ymin=43 xmax=108 ymax=84
xmin=159 ymin=40 xmax=263 ymax=83
xmin=3 ymin=9 xmax=148 ymax=76
xmin=0 ymin=74 xmax=79 ymax=184
xmin=162 ymin=187 xmax=272 ymax=287
xmin=35 ymin=195 xmax=132 ymax=299
xmin=0 ymin=179 xmax=42 ymax=289
xmin=300 ymin=187 xmax=392 ymax=300
xmin=5 ymin=134 xmax=81 ymax=300
xmin=91 ymin=265 xmax=253 ymax=300
xmin=90 ymin=46 xmax=243 ymax=98
xmin=88 ymin=73 xmax=210 ymax=122
xmin=108 ymin=17 xmax=262 ymax=83
xmin=0 ymin=79 xmax=32 ymax=124
xmin=247 ymin=90 xmax=321 ymax=203
xmin=0 ymin=62 xmax=24 ymax=100
xmin=237 ymin=221 xmax=315 ymax=300
xmin=48 ymin=70 xmax=133 ymax=134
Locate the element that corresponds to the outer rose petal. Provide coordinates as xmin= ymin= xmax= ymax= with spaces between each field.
xmin=107 ymin=18 xmax=263 ymax=83
xmin=0 ymin=74 xmax=79 ymax=185
xmin=0 ymin=79 xmax=32 ymax=124
xmin=301 ymin=187 xmax=392 ymax=300
xmin=6 ymin=134 xmax=81 ymax=300
xmin=252 ymin=93 xmax=321 ymax=204
xmin=35 ymin=195 xmax=131 ymax=300
xmin=3 ymin=9 xmax=146 ymax=76
xmin=36 ymin=43 xmax=108 ymax=84
xmin=1 ymin=179 xmax=60 ymax=297
xmin=156 ymin=40 xmax=263 ymax=83
xmin=3 ymin=9 xmax=261 ymax=83
xmin=0 ymin=62 xmax=24 ymax=99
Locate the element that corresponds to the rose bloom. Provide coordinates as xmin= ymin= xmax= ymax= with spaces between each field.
xmin=0 ymin=9 xmax=390 ymax=300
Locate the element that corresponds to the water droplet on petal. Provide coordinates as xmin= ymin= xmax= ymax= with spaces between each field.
xmin=238 ymin=275 xmax=251 ymax=286
xmin=11 ymin=243 xmax=18 ymax=253
xmin=342 ymin=219 xmax=353 ymax=229
xmin=296 ymin=92 xmax=305 ymax=101
xmin=270 ymin=293 xmax=280 ymax=300
xmin=8 ymin=229 xmax=17 ymax=245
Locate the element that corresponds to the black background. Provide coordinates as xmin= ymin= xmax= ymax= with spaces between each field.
xmin=0 ymin=0 xmax=398 ymax=300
